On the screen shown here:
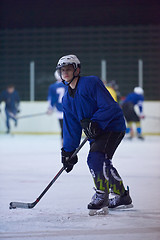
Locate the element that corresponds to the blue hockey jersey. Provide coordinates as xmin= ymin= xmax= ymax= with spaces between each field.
xmin=63 ymin=76 xmax=126 ymax=152
xmin=48 ymin=81 xmax=67 ymax=112
xmin=123 ymin=92 xmax=144 ymax=113
xmin=0 ymin=90 xmax=20 ymax=111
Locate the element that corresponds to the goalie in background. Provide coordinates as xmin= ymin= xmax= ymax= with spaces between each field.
xmin=0 ymin=84 xmax=20 ymax=134
xmin=47 ymin=71 xmax=67 ymax=144
xmin=121 ymin=87 xmax=145 ymax=140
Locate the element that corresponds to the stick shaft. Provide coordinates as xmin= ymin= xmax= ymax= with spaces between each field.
xmin=17 ymin=112 xmax=47 ymax=119
xmin=146 ymin=116 xmax=160 ymax=120
xmin=35 ymin=137 xmax=88 ymax=203
xmin=10 ymin=137 xmax=88 ymax=209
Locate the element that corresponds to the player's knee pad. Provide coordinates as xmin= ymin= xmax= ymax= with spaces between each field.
xmin=103 ymin=163 xmax=125 ymax=195
xmin=87 ymin=151 xmax=105 ymax=173
xmin=87 ymin=152 xmax=111 ymax=173
xmin=126 ymin=128 xmax=130 ymax=134
xmin=136 ymin=127 xmax=142 ymax=134
xmin=126 ymin=122 xmax=132 ymax=133
xmin=104 ymin=164 xmax=122 ymax=181
xmin=136 ymin=122 xmax=141 ymax=134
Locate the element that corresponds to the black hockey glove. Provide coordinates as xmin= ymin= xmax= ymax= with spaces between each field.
xmin=80 ymin=118 xmax=102 ymax=139
xmin=61 ymin=148 xmax=78 ymax=173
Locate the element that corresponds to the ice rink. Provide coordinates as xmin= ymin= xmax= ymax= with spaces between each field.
xmin=0 ymin=134 xmax=160 ymax=240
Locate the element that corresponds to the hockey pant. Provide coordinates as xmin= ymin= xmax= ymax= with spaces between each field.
xmin=58 ymin=118 xmax=63 ymax=139
xmin=87 ymin=131 xmax=125 ymax=195
xmin=122 ymin=102 xmax=142 ymax=135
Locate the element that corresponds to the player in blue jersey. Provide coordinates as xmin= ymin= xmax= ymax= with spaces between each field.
xmin=47 ymin=71 xmax=67 ymax=143
xmin=0 ymin=84 xmax=20 ymax=134
xmin=56 ymin=55 xmax=133 ymax=215
xmin=122 ymin=87 xmax=144 ymax=140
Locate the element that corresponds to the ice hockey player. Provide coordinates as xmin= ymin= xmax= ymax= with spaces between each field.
xmin=0 ymin=84 xmax=20 ymax=134
xmin=122 ymin=87 xmax=145 ymax=140
xmin=106 ymin=80 xmax=121 ymax=103
xmin=56 ymin=54 xmax=133 ymax=215
xmin=47 ymin=71 xmax=67 ymax=144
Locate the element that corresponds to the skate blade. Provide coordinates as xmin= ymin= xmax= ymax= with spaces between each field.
xmin=109 ymin=203 xmax=134 ymax=210
xmin=89 ymin=207 xmax=109 ymax=216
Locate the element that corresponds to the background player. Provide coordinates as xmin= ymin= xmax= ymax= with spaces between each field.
xmin=0 ymin=84 xmax=20 ymax=134
xmin=122 ymin=87 xmax=144 ymax=140
xmin=47 ymin=71 xmax=67 ymax=144
xmin=106 ymin=80 xmax=121 ymax=102
xmin=56 ymin=54 xmax=133 ymax=215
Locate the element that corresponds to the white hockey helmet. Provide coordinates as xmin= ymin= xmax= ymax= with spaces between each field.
xmin=134 ymin=87 xmax=144 ymax=95
xmin=56 ymin=54 xmax=81 ymax=70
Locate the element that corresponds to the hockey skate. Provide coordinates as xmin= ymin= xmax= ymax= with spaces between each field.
xmin=137 ymin=134 xmax=144 ymax=140
xmin=109 ymin=186 xmax=133 ymax=210
xmin=88 ymin=189 xmax=109 ymax=216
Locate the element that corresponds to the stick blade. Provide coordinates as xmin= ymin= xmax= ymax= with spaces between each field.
xmin=9 ymin=201 xmax=30 ymax=209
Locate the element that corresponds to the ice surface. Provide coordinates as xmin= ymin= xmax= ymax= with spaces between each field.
xmin=0 ymin=134 xmax=160 ymax=240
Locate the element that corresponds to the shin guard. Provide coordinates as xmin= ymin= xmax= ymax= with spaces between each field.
xmin=87 ymin=152 xmax=109 ymax=193
xmin=104 ymin=161 xmax=125 ymax=195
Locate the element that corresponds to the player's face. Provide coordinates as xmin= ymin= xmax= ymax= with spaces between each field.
xmin=7 ymin=87 xmax=14 ymax=93
xmin=61 ymin=65 xmax=75 ymax=82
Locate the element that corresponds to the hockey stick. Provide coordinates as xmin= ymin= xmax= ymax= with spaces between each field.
xmin=9 ymin=136 xmax=88 ymax=209
xmin=146 ymin=116 xmax=160 ymax=120
xmin=17 ymin=112 xmax=47 ymax=119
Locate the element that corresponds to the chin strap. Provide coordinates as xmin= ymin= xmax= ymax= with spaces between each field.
xmin=60 ymin=69 xmax=79 ymax=86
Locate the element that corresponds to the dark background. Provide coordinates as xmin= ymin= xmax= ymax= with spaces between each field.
xmin=1 ymin=0 xmax=160 ymax=29
xmin=0 ymin=0 xmax=160 ymax=100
